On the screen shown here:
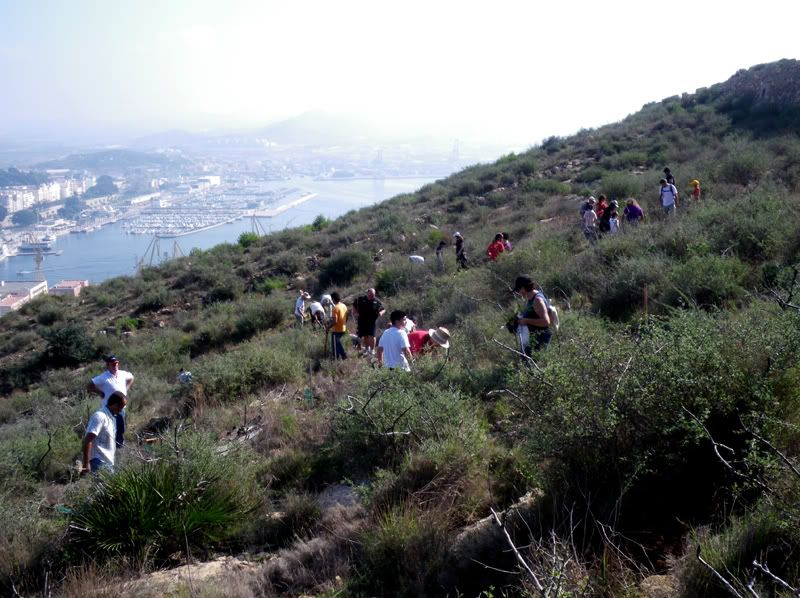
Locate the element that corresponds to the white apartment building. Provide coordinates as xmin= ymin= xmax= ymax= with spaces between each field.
xmin=0 ymin=188 xmax=36 ymax=213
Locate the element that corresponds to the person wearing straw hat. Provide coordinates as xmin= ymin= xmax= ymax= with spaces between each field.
xmin=407 ymin=326 xmax=451 ymax=356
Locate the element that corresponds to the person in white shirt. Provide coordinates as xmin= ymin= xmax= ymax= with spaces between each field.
xmin=307 ymin=299 xmax=325 ymax=328
xmin=294 ymin=291 xmax=311 ymax=326
xmin=87 ymin=355 xmax=134 ymax=447
xmin=377 ymin=310 xmax=413 ymax=371
xmin=582 ymin=198 xmax=598 ymax=244
xmin=659 ymin=178 xmax=679 ymax=215
xmin=83 ymin=391 xmax=126 ymax=474
xmin=320 ymin=294 xmax=334 ymax=320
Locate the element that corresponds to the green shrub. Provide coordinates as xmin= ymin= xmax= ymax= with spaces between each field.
xmin=592 ymin=255 xmax=671 ymax=319
xmin=195 ymin=337 xmax=306 ymax=402
xmin=678 ymin=505 xmax=800 ymax=597
xmin=375 ymin=260 xmax=423 ymax=297
xmin=41 ymin=322 xmax=96 ymax=367
xmin=718 ymin=149 xmax=769 ymax=186
xmin=69 ymin=433 xmax=261 ymax=564
xmin=312 ymin=214 xmax=331 ymax=231
xmin=356 ymin=504 xmax=449 ymax=597
xmin=523 ymin=178 xmax=571 ymax=194
xmin=318 ymin=249 xmax=373 ymax=289
xmin=137 ymin=286 xmax=174 ymax=312
xmin=237 ymin=232 xmax=259 ymax=248
xmin=333 ymin=370 xmax=487 ymax=468
xmin=665 ymin=255 xmax=747 ymax=308
xmin=575 ymin=166 xmax=607 ymax=183
xmin=599 ymin=171 xmax=642 ymax=200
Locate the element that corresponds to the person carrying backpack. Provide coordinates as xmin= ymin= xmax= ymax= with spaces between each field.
xmin=663 ymin=167 xmax=676 ymax=186
xmin=659 ymin=178 xmax=679 ymax=215
xmin=513 ymin=275 xmax=556 ymax=355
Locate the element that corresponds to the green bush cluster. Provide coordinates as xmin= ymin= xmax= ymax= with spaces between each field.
xmin=68 ymin=433 xmax=262 ymax=565
xmin=317 ymin=249 xmax=373 ymax=289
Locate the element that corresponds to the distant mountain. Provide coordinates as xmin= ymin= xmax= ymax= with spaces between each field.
xmin=35 ymin=149 xmax=187 ymax=173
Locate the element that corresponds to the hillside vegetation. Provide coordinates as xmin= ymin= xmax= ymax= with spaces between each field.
xmin=2 ymin=60 xmax=800 ymax=597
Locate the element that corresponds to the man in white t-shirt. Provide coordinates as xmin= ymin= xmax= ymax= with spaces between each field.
xmin=82 ymin=391 xmax=126 ymax=474
xmin=377 ymin=310 xmax=413 ymax=371
xmin=307 ymin=299 xmax=325 ymax=328
xmin=659 ymin=178 xmax=679 ymax=215
xmin=88 ymin=355 xmax=134 ymax=447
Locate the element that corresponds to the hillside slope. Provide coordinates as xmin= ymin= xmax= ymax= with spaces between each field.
xmin=2 ymin=60 xmax=800 ymax=597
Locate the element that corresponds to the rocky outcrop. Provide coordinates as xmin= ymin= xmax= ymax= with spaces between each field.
xmin=713 ymin=59 xmax=800 ymax=107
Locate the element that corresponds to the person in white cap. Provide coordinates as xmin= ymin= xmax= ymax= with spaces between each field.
xmin=407 ymin=326 xmax=451 ymax=356
xmin=294 ymin=290 xmax=311 ymax=326
xmin=307 ymin=298 xmax=326 ymax=328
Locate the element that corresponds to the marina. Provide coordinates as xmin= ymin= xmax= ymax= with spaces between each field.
xmin=0 ymin=177 xmax=434 ymax=284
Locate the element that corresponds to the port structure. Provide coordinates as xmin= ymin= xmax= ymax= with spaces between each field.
xmin=135 ymin=235 xmax=185 ymax=272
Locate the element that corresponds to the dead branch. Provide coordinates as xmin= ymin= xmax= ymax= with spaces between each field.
xmin=740 ymin=417 xmax=800 ymax=481
xmin=682 ymin=407 xmax=772 ymax=494
xmin=490 ymin=337 xmax=553 ymax=387
xmin=696 ymin=546 xmax=745 ymax=598
xmin=34 ymin=431 xmax=53 ymax=473
xmin=752 ymin=560 xmax=799 ymax=595
xmin=487 ymin=388 xmax=536 ymax=415
xmin=490 ymin=507 xmax=547 ymax=597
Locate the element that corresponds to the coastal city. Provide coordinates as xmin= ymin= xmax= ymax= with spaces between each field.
xmin=0 ymin=125 xmax=492 ymax=315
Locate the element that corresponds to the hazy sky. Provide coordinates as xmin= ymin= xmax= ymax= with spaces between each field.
xmin=1 ymin=0 xmax=798 ymax=145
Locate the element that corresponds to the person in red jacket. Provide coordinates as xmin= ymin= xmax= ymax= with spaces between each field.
xmin=595 ymin=194 xmax=608 ymax=219
xmin=407 ymin=327 xmax=451 ymax=356
xmin=486 ymin=233 xmax=505 ymax=262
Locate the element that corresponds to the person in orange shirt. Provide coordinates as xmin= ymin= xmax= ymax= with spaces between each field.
xmin=326 ymin=292 xmax=348 ymax=359
xmin=486 ymin=233 xmax=505 ymax=262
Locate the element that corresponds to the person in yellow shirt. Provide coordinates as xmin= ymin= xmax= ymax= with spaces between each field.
xmin=326 ymin=291 xmax=348 ymax=359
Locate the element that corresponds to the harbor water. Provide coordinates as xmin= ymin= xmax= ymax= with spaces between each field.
xmin=0 ymin=177 xmax=435 ymax=285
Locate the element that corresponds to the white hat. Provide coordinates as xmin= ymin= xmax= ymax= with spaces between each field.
xmin=428 ymin=327 xmax=451 ymax=349
xmin=453 ymin=232 xmax=462 ymax=238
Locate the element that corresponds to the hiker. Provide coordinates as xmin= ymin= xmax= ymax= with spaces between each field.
xmin=608 ymin=201 xmax=621 ymax=234
xmin=598 ymin=199 xmax=620 ymax=235
xmin=502 ymin=232 xmax=513 ymax=252
xmin=321 ymin=293 xmax=334 ymax=320
xmin=376 ymin=310 xmax=413 ymax=371
xmin=623 ymin=198 xmax=644 ymax=226
xmin=664 ymin=167 xmax=676 ymax=186
xmin=307 ymin=298 xmax=326 ymax=328
xmin=595 ymin=194 xmax=608 ymax=220
xmin=326 ymin=292 xmax=348 ymax=360
xmin=409 ymin=255 xmax=425 ymax=264
xmin=407 ymin=326 xmax=451 ymax=356
xmin=435 ymin=240 xmax=447 ymax=272
xmin=293 ymin=290 xmax=311 ymax=326
xmin=177 ymin=368 xmax=193 ymax=384
xmin=690 ymin=179 xmax=701 ymax=201
xmin=353 ymin=288 xmax=385 ymax=356
xmin=453 ymin=232 xmax=468 ymax=269
xmin=582 ymin=197 xmax=598 ymax=244
xmin=659 ymin=178 xmax=679 ymax=215
xmin=580 ymin=196 xmax=596 ymax=217
xmin=82 ymin=391 xmax=127 ymax=474
xmin=87 ymin=355 xmax=134 ymax=447
xmin=486 ymin=233 xmax=505 ymax=262
xmin=513 ymin=275 xmax=553 ymax=355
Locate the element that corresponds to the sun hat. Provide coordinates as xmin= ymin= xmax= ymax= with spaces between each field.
xmin=428 ymin=327 xmax=451 ymax=349
xmin=302 ymin=291 xmax=311 ymax=300
xmin=453 ymin=232 xmax=462 ymax=238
